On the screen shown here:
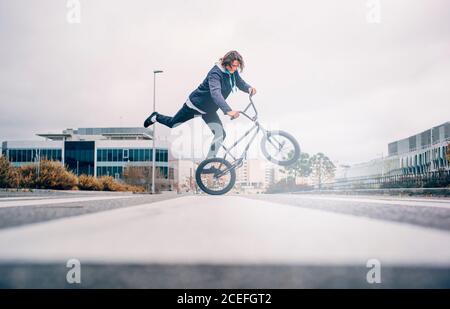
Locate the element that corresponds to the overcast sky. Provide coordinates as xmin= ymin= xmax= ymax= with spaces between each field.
xmin=0 ymin=0 xmax=449 ymax=164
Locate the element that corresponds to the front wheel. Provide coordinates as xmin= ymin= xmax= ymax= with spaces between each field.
xmin=261 ymin=130 xmax=300 ymax=166
xmin=195 ymin=158 xmax=236 ymax=195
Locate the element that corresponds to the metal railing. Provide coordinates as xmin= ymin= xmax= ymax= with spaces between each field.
xmin=323 ymin=170 xmax=450 ymax=190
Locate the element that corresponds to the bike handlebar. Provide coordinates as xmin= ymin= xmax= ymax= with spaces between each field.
xmin=232 ymin=93 xmax=258 ymax=121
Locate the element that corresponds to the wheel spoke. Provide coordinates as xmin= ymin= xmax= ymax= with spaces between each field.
xmin=267 ymin=136 xmax=292 ymax=160
xmin=199 ymin=161 xmax=232 ymax=192
xmin=262 ymin=131 xmax=300 ymax=166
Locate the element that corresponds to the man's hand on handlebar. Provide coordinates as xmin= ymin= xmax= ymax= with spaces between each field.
xmin=227 ymin=110 xmax=240 ymax=120
xmin=227 ymin=88 xmax=256 ymax=120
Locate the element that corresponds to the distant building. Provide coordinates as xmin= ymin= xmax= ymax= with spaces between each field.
xmin=234 ymin=159 xmax=266 ymax=192
xmin=388 ymin=122 xmax=450 ymax=175
xmin=336 ymin=121 xmax=450 ymax=182
xmin=1 ymin=127 xmax=170 ymax=180
xmin=233 ymin=159 xmax=288 ymax=193
xmin=169 ymin=158 xmax=196 ymax=192
xmin=264 ymin=163 xmax=285 ymax=186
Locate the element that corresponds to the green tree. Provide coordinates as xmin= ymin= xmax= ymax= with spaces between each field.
xmin=279 ymin=151 xmax=312 ymax=184
xmin=309 ymin=153 xmax=336 ymax=189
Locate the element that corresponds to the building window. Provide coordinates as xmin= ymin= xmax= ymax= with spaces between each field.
xmin=107 ymin=149 xmax=113 ymax=161
xmin=97 ymin=148 xmax=134 ymax=162
xmin=97 ymin=166 xmax=123 ymax=179
xmin=128 ymin=149 xmax=134 ymax=161
xmin=112 ymin=149 xmax=118 ymax=162
xmin=156 ymin=149 xmax=167 ymax=162
xmin=64 ymin=141 xmax=95 ymax=176
xmin=116 ymin=148 xmax=164 ymax=162
xmin=6 ymin=148 xmax=63 ymax=163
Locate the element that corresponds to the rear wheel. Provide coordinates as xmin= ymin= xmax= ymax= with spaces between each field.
xmin=195 ymin=158 xmax=236 ymax=195
xmin=261 ymin=130 xmax=300 ymax=166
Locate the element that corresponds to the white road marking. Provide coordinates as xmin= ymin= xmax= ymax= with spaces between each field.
xmin=0 ymin=195 xmax=134 ymax=208
xmin=289 ymin=194 xmax=450 ymax=209
xmin=0 ymin=195 xmax=449 ymax=266
xmin=0 ymin=196 xmax=55 ymax=201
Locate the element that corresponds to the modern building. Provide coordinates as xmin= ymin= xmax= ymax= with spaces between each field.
xmin=388 ymin=122 xmax=450 ymax=175
xmin=1 ymin=127 xmax=170 ymax=180
xmin=335 ymin=121 xmax=450 ymax=184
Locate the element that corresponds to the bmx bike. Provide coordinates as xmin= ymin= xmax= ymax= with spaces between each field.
xmin=195 ymin=94 xmax=301 ymax=195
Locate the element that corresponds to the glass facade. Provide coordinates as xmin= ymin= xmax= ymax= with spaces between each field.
xmin=96 ymin=166 xmax=169 ymax=179
xmin=64 ymin=141 xmax=95 ymax=176
xmin=7 ymin=148 xmax=62 ymax=163
xmin=432 ymin=126 xmax=440 ymax=144
xmin=389 ymin=123 xmax=449 ymax=157
xmin=159 ymin=166 xmax=169 ymax=178
xmin=97 ymin=148 xmax=168 ymax=162
xmin=420 ymin=129 xmax=431 ymax=148
xmin=96 ymin=166 xmax=124 ymax=179
xmin=409 ymin=135 xmax=416 ymax=151
xmin=3 ymin=144 xmax=169 ymax=180
xmin=96 ymin=148 xmax=169 ymax=179
xmin=388 ymin=142 xmax=398 ymax=156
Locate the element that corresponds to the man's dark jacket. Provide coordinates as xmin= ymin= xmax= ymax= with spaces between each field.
xmin=188 ymin=64 xmax=252 ymax=114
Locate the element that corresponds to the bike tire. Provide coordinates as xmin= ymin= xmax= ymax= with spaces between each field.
xmin=195 ymin=157 xmax=236 ymax=195
xmin=261 ymin=130 xmax=301 ymax=166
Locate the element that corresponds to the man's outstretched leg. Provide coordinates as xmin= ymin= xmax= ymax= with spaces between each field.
xmin=144 ymin=103 xmax=199 ymax=128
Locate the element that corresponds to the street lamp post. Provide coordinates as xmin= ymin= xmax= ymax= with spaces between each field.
xmin=152 ymin=70 xmax=163 ymax=194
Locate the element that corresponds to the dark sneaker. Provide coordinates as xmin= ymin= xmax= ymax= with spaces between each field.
xmin=144 ymin=112 xmax=158 ymax=128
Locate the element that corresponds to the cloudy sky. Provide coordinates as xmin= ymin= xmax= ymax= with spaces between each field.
xmin=0 ymin=0 xmax=449 ymax=164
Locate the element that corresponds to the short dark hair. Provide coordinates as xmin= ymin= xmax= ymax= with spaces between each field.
xmin=220 ymin=50 xmax=245 ymax=72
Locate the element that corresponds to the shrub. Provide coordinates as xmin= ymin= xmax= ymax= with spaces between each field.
xmin=123 ymin=166 xmax=168 ymax=193
xmin=2 ymin=157 xmax=145 ymax=192
xmin=0 ymin=156 xmax=20 ymax=188
xmin=78 ymin=174 xmax=104 ymax=191
xmin=19 ymin=160 xmax=78 ymax=190
xmin=98 ymin=176 xmax=145 ymax=193
xmin=18 ymin=164 xmax=37 ymax=188
xmin=98 ymin=176 xmax=120 ymax=191
xmin=125 ymin=184 xmax=146 ymax=193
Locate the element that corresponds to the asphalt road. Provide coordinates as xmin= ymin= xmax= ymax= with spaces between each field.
xmin=0 ymin=192 xmax=449 ymax=288
xmin=0 ymin=191 xmax=181 ymax=229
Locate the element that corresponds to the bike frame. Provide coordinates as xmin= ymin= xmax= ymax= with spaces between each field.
xmin=212 ymin=95 xmax=282 ymax=177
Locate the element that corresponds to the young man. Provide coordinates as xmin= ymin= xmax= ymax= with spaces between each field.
xmin=143 ymin=50 xmax=257 ymax=158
